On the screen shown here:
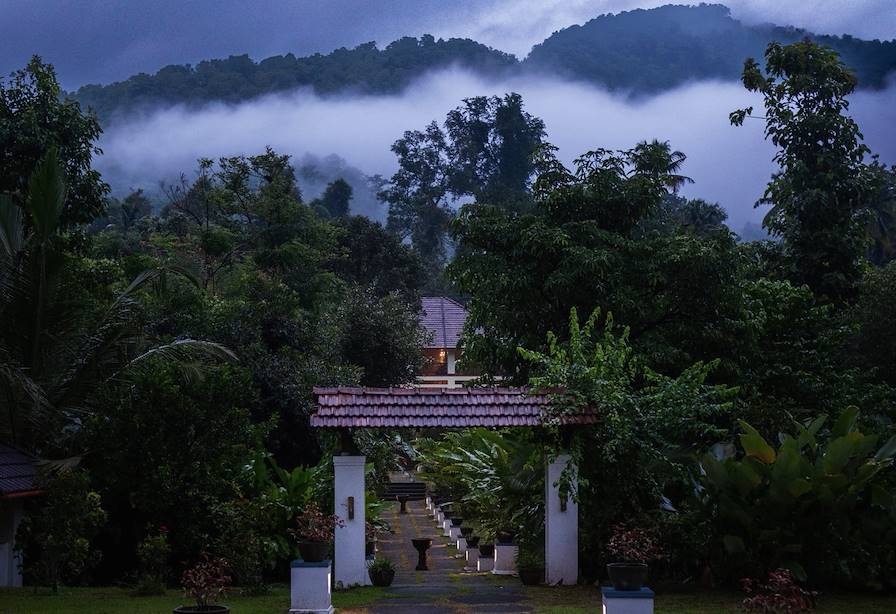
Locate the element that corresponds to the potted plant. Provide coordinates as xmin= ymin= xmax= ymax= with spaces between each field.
xmin=496 ymin=529 xmax=517 ymax=544
xmin=289 ymin=503 xmax=344 ymax=563
xmin=367 ymin=556 xmax=396 ymax=587
xmin=605 ymin=524 xmax=664 ymax=591
xmin=517 ymin=548 xmax=544 ymax=586
xmin=174 ymin=555 xmax=231 ymax=613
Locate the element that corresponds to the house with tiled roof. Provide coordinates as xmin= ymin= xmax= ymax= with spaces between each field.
xmin=417 ymin=297 xmax=478 ymax=388
xmin=0 ymin=444 xmax=40 ymax=587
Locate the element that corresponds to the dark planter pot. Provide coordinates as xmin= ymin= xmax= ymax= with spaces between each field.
xmin=460 ymin=526 xmax=474 ymax=538
xmin=496 ymin=530 xmax=516 ymax=544
xmin=173 ymin=606 xmax=230 ymax=614
xmin=298 ymin=540 xmax=330 ymax=563
xmin=368 ymin=567 xmax=395 ymax=587
xmin=450 ymin=516 xmax=463 ymax=527
xmin=519 ymin=567 xmax=543 ymax=586
xmin=467 ymin=536 xmax=480 ymax=548
xmin=479 ymin=544 xmax=495 ymax=557
xmin=606 ymin=562 xmax=648 ymax=591
xmin=366 ymin=541 xmax=376 ymax=557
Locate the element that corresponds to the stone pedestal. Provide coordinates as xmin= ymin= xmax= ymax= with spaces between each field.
xmin=601 ymin=587 xmax=654 ymax=614
xmin=425 ymin=496 xmax=432 ymax=510
xmin=545 ymin=453 xmax=578 ymax=585
xmin=290 ymin=560 xmax=334 ymax=614
xmin=333 ymin=455 xmax=367 ymax=588
xmin=442 ymin=519 xmax=452 ymax=537
xmin=456 ymin=536 xmax=467 ymax=555
xmin=448 ymin=526 xmax=461 ymax=541
xmin=464 ymin=547 xmax=480 ymax=570
xmin=492 ymin=543 xmax=518 ymax=575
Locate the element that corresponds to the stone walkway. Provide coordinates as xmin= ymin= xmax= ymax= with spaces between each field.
xmin=368 ymin=499 xmax=532 ymax=613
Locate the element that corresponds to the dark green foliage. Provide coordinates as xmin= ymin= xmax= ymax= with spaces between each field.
xmin=83 ymin=363 xmax=260 ymax=581
xmin=313 ymin=178 xmax=352 ymax=218
xmin=75 ymin=36 xmax=517 ymax=121
xmin=16 ymin=468 xmax=107 ymax=592
xmin=698 ymin=409 xmax=896 ymax=588
xmin=526 ymin=4 xmax=896 ymax=94
xmin=1 ymin=57 xmax=109 ymax=226
xmin=732 ymin=39 xmax=875 ymax=303
xmin=848 ymin=263 xmax=896 ymax=387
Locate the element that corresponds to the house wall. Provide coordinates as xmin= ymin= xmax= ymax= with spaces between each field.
xmin=0 ymin=500 xmax=23 ymax=587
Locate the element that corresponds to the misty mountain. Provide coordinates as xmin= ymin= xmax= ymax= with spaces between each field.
xmin=526 ymin=3 xmax=896 ymax=92
xmin=70 ymin=4 xmax=896 ymax=123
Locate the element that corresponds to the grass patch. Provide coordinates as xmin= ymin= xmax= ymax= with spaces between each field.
xmin=524 ymin=584 xmax=896 ymax=614
xmin=0 ymin=584 xmax=389 ymax=614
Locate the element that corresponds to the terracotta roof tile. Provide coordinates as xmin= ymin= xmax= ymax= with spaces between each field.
xmin=0 ymin=444 xmax=39 ymax=497
xmin=310 ymin=387 xmax=597 ymax=428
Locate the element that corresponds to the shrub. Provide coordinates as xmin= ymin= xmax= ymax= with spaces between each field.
xmin=181 ymin=555 xmax=231 ymax=610
xmin=289 ymin=503 xmax=344 ymax=543
xmin=132 ymin=526 xmax=170 ymax=595
xmin=742 ymin=569 xmax=817 ymax=613
xmin=606 ymin=524 xmax=665 ymax=564
xmin=15 ymin=468 xmax=107 ymax=593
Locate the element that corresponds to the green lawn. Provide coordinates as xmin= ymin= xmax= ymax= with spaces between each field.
xmin=0 ymin=584 xmax=893 ymax=613
xmin=0 ymin=585 xmax=388 ymax=614
xmin=524 ymin=584 xmax=896 ymax=614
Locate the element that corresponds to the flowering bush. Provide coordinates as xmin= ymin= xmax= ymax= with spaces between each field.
xmin=181 ymin=555 xmax=231 ymax=609
xmin=741 ymin=569 xmax=817 ymax=613
xmin=606 ymin=524 xmax=665 ymax=564
xmin=289 ymin=503 xmax=344 ymax=543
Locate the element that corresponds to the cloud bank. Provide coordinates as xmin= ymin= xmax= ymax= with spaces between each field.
xmin=96 ymin=69 xmax=896 ymax=231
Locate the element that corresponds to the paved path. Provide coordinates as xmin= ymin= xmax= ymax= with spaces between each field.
xmin=368 ymin=499 xmax=532 ymax=613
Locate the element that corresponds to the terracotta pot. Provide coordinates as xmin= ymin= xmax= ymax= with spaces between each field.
xmin=479 ymin=543 xmax=494 ymax=557
xmin=450 ymin=516 xmax=463 ymax=527
xmin=606 ymin=562 xmax=648 ymax=591
xmin=496 ymin=530 xmax=516 ymax=544
xmin=298 ymin=540 xmax=330 ymax=563
xmin=460 ymin=526 xmax=474 ymax=537
xmin=466 ymin=536 xmax=480 ymax=548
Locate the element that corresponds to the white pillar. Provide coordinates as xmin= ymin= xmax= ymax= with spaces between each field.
xmin=545 ymin=453 xmax=578 ymax=585
xmin=333 ymin=455 xmax=367 ymax=588
xmin=602 ymin=587 xmax=654 ymax=614
xmin=492 ymin=543 xmax=518 ymax=575
xmin=456 ymin=536 xmax=468 ymax=555
xmin=290 ymin=560 xmax=334 ymax=614
xmin=442 ymin=519 xmax=452 ymax=537
xmin=448 ymin=525 xmax=461 ymax=541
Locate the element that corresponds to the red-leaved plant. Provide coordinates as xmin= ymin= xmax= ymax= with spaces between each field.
xmin=181 ymin=555 xmax=231 ymax=609
xmin=606 ymin=524 xmax=665 ymax=564
xmin=741 ymin=569 xmax=817 ymax=613
xmin=289 ymin=503 xmax=345 ymax=543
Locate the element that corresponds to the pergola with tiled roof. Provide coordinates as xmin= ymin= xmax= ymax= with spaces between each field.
xmin=312 ymin=385 xmax=589 ymax=589
xmin=310 ymin=386 xmax=598 ymax=428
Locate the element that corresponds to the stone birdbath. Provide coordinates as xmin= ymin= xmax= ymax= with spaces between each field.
xmin=412 ymin=538 xmax=433 ymax=571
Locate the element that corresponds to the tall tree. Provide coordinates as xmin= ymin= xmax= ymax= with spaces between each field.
xmin=0 ymin=57 xmax=109 ymax=226
xmin=731 ymin=40 xmax=875 ymax=302
xmin=315 ymin=178 xmax=353 ymax=218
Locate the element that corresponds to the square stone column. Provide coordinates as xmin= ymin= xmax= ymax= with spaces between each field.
xmin=601 ymin=587 xmax=654 ymax=614
xmin=333 ymin=455 xmax=367 ymax=588
xmin=464 ymin=547 xmax=480 ymax=571
xmin=290 ymin=560 xmax=334 ymax=613
xmin=492 ymin=543 xmax=518 ymax=575
xmin=545 ymin=453 xmax=578 ymax=585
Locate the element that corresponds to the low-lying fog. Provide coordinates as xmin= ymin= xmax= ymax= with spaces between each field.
xmin=95 ymin=68 xmax=896 ymax=231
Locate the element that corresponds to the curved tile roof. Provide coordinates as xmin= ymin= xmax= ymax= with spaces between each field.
xmin=0 ymin=444 xmax=39 ymax=498
xmin=310 ymin=386 xmax=598 ymax=428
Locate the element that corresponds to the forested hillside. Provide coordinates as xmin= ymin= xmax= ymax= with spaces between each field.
xmin=72 ymin=4 xmax=896 ymax=121
xmin=527 ymin=3 xmax=896 ymax=92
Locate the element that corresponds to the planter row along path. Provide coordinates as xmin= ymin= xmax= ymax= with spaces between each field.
xmin=366 ymin=498 xmax=533 ymax=613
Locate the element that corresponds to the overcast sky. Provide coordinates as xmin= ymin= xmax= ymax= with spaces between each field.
xmin=2 ymin=0 xmax=895 ymax=89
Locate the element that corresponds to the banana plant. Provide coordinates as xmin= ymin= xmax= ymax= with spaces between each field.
xmin=699 ymin=406 xmax=896 ymax=585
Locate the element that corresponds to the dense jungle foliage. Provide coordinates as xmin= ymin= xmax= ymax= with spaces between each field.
xmin=72 ymin=4 xmax=896 ymax=122
xmin=2 ymin=33 xmax=895 ymax=598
